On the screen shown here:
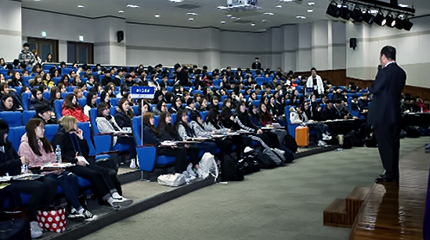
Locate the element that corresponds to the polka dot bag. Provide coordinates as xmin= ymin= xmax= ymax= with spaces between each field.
xmin=36 ymin=207 xmax=66 ymax=233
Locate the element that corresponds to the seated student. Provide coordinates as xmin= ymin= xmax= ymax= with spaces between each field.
xmin=18 ymin=118 xmax=97 ymax=221
xmin=234 ymin=101 xmax=278 ymax=149
xmin=29 ymin=74 xmax=45 ymax=89
xmin=49 ymin=86 xmax=62 ymax=108
xmin=289 ymin=106 xmax=328 ymax=146
xmin=58 ymin=75 xmax=70 ymax=87
xmin=198 ymin=97 xmax=209 ymax=112
xmin=258 ymin=103 xmax=273 ymax=126
xmin=189 ymin=111 xmax=231 ymax=162
xmin=100 ymin=90 xmax=112 ymax=108
xmin=0 ymin=119 xmax=57 ymax=238
xmin=249 ymin=104 xmax=263 ymax=128
xmin=42 ymin=73 xmax=55 ymax=88
xmin=96 ymin=103 xmax=137 ymax=168
xmin=137 ymin=99 xmax=150 ymax=116
xmin=169 ymin=96 xmax=183 ymax=114
xmin=0 ymin=94 xmax=17 ymax=112
xmin=73 ymin=87 xmax=84 ymax=99
xmin=175 ymin=110 xmax=218 ymax=176
xmin=84 ymin=91 xmax=98 ymax=118
xmin=115 ymin=97 xmax=135 ymax=129
xmin=321 ymin=100 xmax=336 ymax=121
xmin=333 ymin=100 xmax=355 ymax=120
xmin=152 ymin=100 xmax=167 ymax=116
xmin=34 ymin=104 xmax=57 ymax=124
xmin=28 ymin=88 xmax=50 ymax=110
xmin=62 ymin=94 xmax=89 ymax=122
xmin=51 ymin=116 xmax=132 ymax=209
xmin=351 ymin=94 xmax=368 ymax=118
xmin=184 ymin=98 xmax=196 ymax=113
xmin=208 ymin=95 xmax=220 ymax=112
xmin=8 ymin=71 xmax=23 ymax=87
xmin=142 ymin=112 xmax=195 ymax=178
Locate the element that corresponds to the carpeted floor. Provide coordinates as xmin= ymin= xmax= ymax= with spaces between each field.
xmin=80 ymin=137 xmax=430 ymax=240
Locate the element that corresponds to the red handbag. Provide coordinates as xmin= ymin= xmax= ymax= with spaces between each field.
xmin=36 ymin=207 xmax=66 ymax=233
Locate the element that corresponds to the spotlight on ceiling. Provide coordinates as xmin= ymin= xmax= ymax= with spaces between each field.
xmin=385 ymin=14 xmax=395 ymax=28
xmin=363 ymin=10 xmax=375 ymax=24
xmin=326 ymin=1 xmax=341 ymax=18
xmin=403 ymin=18 xmax=413 ymax=31
xmin=351 ymin=7 xmax=364 ymax=22
xmin=374 ymin=11 xmax=386 ymax=26
xmin=340 ymin=4 xmax=352 ymax=20
xmin=394 ymin=16 xmax=405 ymax=29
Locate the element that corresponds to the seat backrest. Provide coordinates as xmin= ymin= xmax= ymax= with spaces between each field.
xmin=77 ymin=98 xmax=86 ymax=108
xmin=54 ymin=99 xmax=64 ymax=119
xmin=78 ymin=122 xmax=96 ymax=156
xmin=132 ymin=116 xmax=142 ymax=146
xmin=23 ymin=110 xmax=36 ymax=124
xmin=66 ymin=86 xmax=76 ymax=92
xmin=285 ymin=106 xmax=292 ymax=124
xmin=0 ymin=112 xmax=22 ymax=127
xmin=61 ymin=92 xmax=71 ymax=99
xmin=200 ymin=111 xmax=208 ymax=122
xmin=89 ymin=108 xmax=100 ymax=135
xmin=131 ymin=105 xmax=140 ymax=115
xmin=110 ymin=98 xmax=119 ymax=107
xmin=43 ymin=91 xmax=51 ymax=100
xmin=171 ymin=113 xmax=177 ymax=125
xmin=9 ymin=126 xmax=26 ymax=151
xmin=154 ymin=115 xmax=159 ymax=127
xmin=110 ymin=106 xmax=117 ymax=116
xmin=21 ymin=92 xmax=32 ymax=111
xmin=44 ymin=124 xmax=59 ymax=142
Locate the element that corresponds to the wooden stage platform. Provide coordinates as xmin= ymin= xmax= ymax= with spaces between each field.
xmin=325 ymin=145 xmax=430 ymax=240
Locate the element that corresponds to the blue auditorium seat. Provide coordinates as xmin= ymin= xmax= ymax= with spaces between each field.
xmin=44 ymin=124 xmax=59 ymax=142
xmin=23 ymin=110 xmax=36 ymax=124
xmin=131 ymin=116 xmax=175 ymax=180
xmin=21 ymin=92 xmax=32 ymax=111
xmin=0 ymin=112 xmax=22 ymax=127
xmin=43 ymin=91 xmax=50 ymax=100
xmin=77 ymin=98 xmax=86 ymax=107
xmin=54 ymin=99 xmax=64 ymax=119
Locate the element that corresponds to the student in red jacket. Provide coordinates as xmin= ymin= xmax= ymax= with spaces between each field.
xmin=61 ymin=94 xmax=89 ymax=122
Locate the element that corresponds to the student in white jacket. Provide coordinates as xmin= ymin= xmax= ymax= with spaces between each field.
xmin=289 ymin=106 xmax=328 ymax=146
xmin=306 ymin=67 xmax=324 ymax=96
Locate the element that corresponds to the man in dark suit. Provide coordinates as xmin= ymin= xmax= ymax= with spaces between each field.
xmin=251 ymin=57 xmax=261 ymax=69
xmin=368 ymin=46 xmax=406 ymax=183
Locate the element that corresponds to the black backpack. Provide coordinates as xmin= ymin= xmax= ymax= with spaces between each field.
xmin=253 ymin=148 xmax=278 ymax=169
xmin=283 ymin=134 xmax=298 ymax=153
xmin=221 ymin=154 xmax=244 ymax=181
xmin=238 ymin=154 xmax=261 ymax=175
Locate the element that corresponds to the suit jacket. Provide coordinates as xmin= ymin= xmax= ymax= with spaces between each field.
xmin=368 ymin=62 xmax=406 ymax=125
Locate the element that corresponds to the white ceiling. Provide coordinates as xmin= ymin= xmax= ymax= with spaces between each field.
xmin=21 ymin=0 xmax=430 ymax=32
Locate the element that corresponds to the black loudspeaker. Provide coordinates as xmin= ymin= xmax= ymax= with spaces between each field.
xmin=349 ymin=38 xmax=357 ymax=50
xmin=117 ymin=31 xmax=124 ymax=43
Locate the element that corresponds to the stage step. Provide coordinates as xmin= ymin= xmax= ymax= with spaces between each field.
xmin=345 ymin=186 xmax=370 ymax=226
xmin=324 ymin=186 xmax=371 ymax=228
xmin=323 ymin=198 xmax=348 ymax=228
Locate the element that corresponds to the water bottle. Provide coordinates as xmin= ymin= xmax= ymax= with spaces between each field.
xmin=21 ymin=164 xmax=28 ymax=174
xmin=55 ymin=145 xmax=62 ymax=163
xmin=182 ymin=131 xmax=188 ymax=141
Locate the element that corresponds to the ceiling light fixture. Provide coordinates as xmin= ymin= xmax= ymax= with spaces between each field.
xmin=188 ymin=18 xmax=194 ymax=21
xmin=126 ymin=4 xmax=139 ymax=8
xmin=351 ymin=7 xmax=364 ymax=22
xmin=169 ymin=0 xmax=183 ymax=2
xmin=155 ymin=14 xmax=160 ymax=18
xmin=374 ymin=11 xmax=386 ymax=26
xmin=296 ymin=15 xmax=306 ymax=19
xmin=187 ymin=13 xmax=197 ymax=16
xmin=308 ymin=2 xmax=315 ymax=6
xmin=275 ymin=5 xmax=282 ymax=8
xmin=251 ymin=23 xmax=256 ymax=26
xmin=78 ymin=5 xmax=84 ymax=8
xmin=264 ymin=12 xmax=274 ymax=16
xmin=118 ymin=10 xmax=124 ymax=14
xmin=340 ymin=3 xmax=352 ymax=20
xmin=307 ymin=9 xmax=314 ymax=13
xmin=221 ymin=21 xmax=226 ymax=24
xmin=326 ymin=1 xmax=341 ymax=18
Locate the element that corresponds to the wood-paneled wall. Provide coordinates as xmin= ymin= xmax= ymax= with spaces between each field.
xmin=295 ymin=69 xmax=430 ymax=100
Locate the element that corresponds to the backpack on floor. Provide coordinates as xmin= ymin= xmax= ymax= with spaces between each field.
xmin=221 ymin=154 xmax=244 ymax=181
xmin=283 ymin=134 xmax=298 ymax=153
xmin=262 ymin=148 xmax=284 ymax=166
xmin=238 ymin=147 xmax=261 ymax=174
xmin=253 ymin=148 xmax=278 ymax=169
xmin=404 ymin=126 xmax=420 ymax=138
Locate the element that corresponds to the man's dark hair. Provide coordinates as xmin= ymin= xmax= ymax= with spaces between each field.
xmin=381 ymin=45 xmax=396 ymax=61
xmin=310 ymin=67 xmax=317 ymax=72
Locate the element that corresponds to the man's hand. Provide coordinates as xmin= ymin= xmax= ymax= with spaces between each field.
xmin=74 ymin=128 xmax=84 ymax=139
xmin=257 ymin=129 xmax=263 ymax=134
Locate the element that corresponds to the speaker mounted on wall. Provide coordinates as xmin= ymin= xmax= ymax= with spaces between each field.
xmin=117 ymin=31 xmax=124 ymax=43
xmin=349 ymin=38 xmax=357 ymax=50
